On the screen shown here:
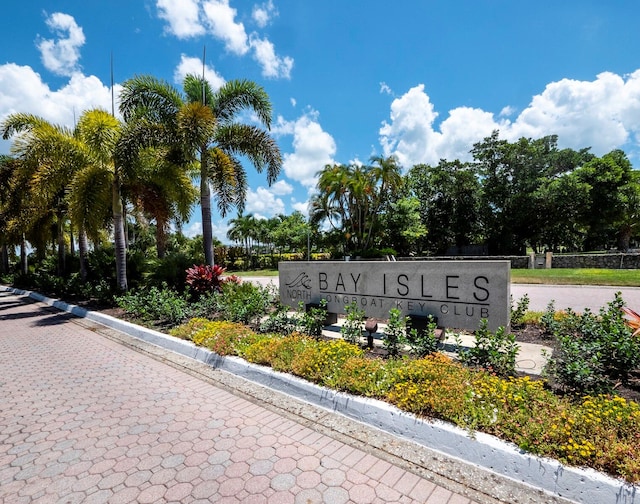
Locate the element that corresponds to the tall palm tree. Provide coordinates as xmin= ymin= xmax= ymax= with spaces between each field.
xmin=119 ymin=74 xmax=282 ymax=266
xmin=75 ymin=109 xmax=130 ymax=290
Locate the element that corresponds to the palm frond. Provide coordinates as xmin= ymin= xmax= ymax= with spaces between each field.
xmin=214 ymin=123 xmax=282 ymax=185
xmin=211 ymin=79 xmax=272 ymax=127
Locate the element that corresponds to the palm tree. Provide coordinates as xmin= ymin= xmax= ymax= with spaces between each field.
xmin=311 ymin=156 xmax=403 ymax=252
xmin=227 ymin=213 xmax=257 ymax=257
xmin=125 ymin=148 xmax=198 ymax=258
xmin=1 ymin=114 xmax=84 ymax=275
xmin=119 ymin=74 xmax=282 ymax=266
xmin=75 ymin=109 xmax=130 ymax=290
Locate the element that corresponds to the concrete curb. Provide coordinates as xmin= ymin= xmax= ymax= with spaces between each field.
xmin=3 ymin=285 xmax=638 ymax=504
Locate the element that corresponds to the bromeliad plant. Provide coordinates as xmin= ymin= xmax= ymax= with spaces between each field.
xmin=185 ymin=264 xmax=235 ymax=295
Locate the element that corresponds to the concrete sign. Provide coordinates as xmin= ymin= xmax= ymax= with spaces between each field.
xmin=279 ymin=261 xmax=510 ymax=331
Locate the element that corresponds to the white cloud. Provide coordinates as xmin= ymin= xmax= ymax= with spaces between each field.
xmin=0 ymin=64 xmax=116 ymax=141
xmin=157 ymin=0 xmax=205 ymax=38
xmin=245 ymin=186 xmax=285 ymax=217
xmin=290 ymin=97 xmax=297 ymax=107
xmin=291 ymin=199 xmax=309 ymax=215
xmin=278 ymin=111 xmax=337 ymax=188
xmin=508 ymin=71 xmax=635 ymax=154
xmin=380 ymin=72 xmax=640 ymax=167
xmin=249 ymin=35 xmax=293 ymax=79
xmin=379 ymin=84 xmax=442 ymax=166
xmin=173 ymin=54 xmax=226 ymax=90
xmin=269 ymin=179 xmax=293 ymax=195
xmin=156 ymin=0 xmax=293 ymax=80
xmin=36 ymin=12 xmax=85 ymax=76
xmin=379 ymin=82 xmax=393 ymax=95
xmin=202 ymin=0 xmax=249 ymax=55
xmin=183 ymin=220 xmax=203 ymax=238
xmin=252 ymin=0 xmax=277 ymax=27
xmin=500 ymin=105 xmax=516 ymax=117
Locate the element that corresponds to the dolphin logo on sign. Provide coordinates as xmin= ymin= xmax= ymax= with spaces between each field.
xmin=286 ymin=272 xmax=311 ymax=290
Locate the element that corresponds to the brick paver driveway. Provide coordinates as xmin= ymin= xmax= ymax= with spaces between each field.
xmin=0 ymin=291 xmax=481 ymax=504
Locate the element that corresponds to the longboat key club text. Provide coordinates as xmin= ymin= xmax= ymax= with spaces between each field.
xmin=278 ymin=261 xmax=511 ymax=331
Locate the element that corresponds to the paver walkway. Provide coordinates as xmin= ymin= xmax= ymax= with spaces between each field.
xmin=0 ymin=291 xmax=481 ymax=504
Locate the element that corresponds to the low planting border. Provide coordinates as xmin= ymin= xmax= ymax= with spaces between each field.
xmin=2 ymin=285 xmax=639 ymax=504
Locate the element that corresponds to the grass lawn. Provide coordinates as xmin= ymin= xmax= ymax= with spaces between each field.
xmin=232 ymin=268 xmax=640 ymax=286
xmin=511 ymin=268 xmax=640 ymax=286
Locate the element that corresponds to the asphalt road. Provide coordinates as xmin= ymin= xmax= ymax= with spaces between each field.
xmin=247 ymin=276 xmax=640 ymax=313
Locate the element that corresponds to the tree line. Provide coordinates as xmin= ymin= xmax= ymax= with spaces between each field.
xmin=309 ymin=131 xmax=640 ymax=258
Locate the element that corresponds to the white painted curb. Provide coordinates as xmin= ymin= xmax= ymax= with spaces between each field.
xmin=2 ymin=286 xmax=638 ymax=503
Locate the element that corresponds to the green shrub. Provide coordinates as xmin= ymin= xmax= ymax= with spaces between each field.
xmin=510 ymin=293 xmax=530 ymax=327
xmin=458 ymin=319 xmax=519 ymax=377
xmin=290 ymin=338 xmax=363 ymax=384
xmin=169 ymin=317 xmax=211 ymax=340
xmin=544 ymin=293 xmax=640 ymax=395
xmin=217 ymin=281 xmax=276 ymax=326
xmin=191 ymin=320 xmax=257 ymax=355
xmin=115 ymin=284 xmax=188 ymax=325
xmin=383 ymin=308 xmax=406 ymax=358
xmin=298 ymin=299 xmax=328 ymax=338
xmin=259 ymin=306 xmax=299 ymax=335
xmin=340 ymin=301 xmax=364 ymax=344
xmin=405 ymin=316 xmax=439 ymax=357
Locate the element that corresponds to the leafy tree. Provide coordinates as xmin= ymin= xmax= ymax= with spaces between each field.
xmin=407 ymin=160 xmax=481 ymax=255
xmin=471 ymin=131 xmax=592 ymax=254
xmin=575 ymin=150 xmax=634 ymax=250
xmin=381 ymin=196 xmax=427 ymax=256
xmin=272 ymin=211 xmax=310 ymax=254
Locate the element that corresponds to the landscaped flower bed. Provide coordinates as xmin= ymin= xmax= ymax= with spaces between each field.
xmin=169 ymin=318 xmax=640 ymax=483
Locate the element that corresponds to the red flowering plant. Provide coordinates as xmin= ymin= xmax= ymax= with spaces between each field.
xmin=185 ymin=264 xmax=231 ymax=296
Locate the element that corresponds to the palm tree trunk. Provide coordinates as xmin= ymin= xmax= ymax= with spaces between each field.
xmin=156 ymin=216 xmax=167 ymax=259
xmin=57 ymin=211 xmax=65 ymax=276
xmin=200 ymin=147 xmax=215 ymax=266
xmin=1 ymin=244 xmax=9 ymax=275
xmin=69 ymin=222 xmax=75 ymax=257
xmin=20 ymin=234 xmax=28 ymax=275
xmin=112 ymin=180 xmax=128 ymax=291
xmin=78 ymin=226 xmax=89 ymax=281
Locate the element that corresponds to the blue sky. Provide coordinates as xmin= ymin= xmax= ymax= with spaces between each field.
xmin=2 ymin=1 xmax=640 ymax=243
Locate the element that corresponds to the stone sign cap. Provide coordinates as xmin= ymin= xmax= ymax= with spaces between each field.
xmin=279 ymin=261 xmax=510 ymax=332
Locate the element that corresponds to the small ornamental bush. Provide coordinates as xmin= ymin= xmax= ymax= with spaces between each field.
xmin=259 ymin=307 xmax=300 ymax=335
xmin=185 ymin=264 xmax=233 ymax=296
xmin=169 ymin=317 xmax=211 ymax=340
xmin=298 ymin=300 xmax=328 ymax=338
xmin=327 ymin=356 xmax=402 ymax=398
xmin=510 ymin=293 xmax=530 ymax=327
xmin=242 ymin=333 xmax=309 ymax=372
xmin=383 ymin=308 xmax=407 ymax=358
xmin=191 ymin=321 xmax=257 ymax=356
xmin=340 ymin=301 xmax=365 ymax=344
xmin=458 ymin=319 xmax=519 ymax=377
xmin=405 ymin=316 xmax=439 ymax=358
xmin=115 ymin=284 xmax=188 ymax=325
xmin=290 ymin=339 xmax=363 ymax=384
xmin=387 ymin=354 xmax=473 ymax=423
xmin=217 ymin=281 xmax=277 ymax=326
xmin=545 ymin=293 xmax=640 ymax=395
